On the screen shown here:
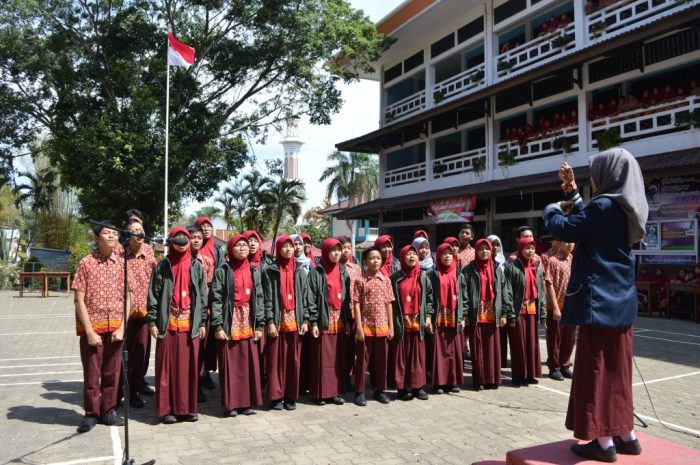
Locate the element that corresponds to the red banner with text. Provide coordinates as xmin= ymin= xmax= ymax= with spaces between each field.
xmin=427 ymin=195 xmax=476 ymax=223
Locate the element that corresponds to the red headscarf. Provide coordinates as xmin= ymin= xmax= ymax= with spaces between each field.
xmin=436 ymin=243 xmax=457 ymax=310
xmin=194 ymin=217 xmax=215 ymax=263
xmin=443 ymin=236 xmax=459 ymax=247
xmin=637 ymin=265 xmax=653 ymax=283
xmin=414 ymin=230 xmax=429 ymax=240
xmin=321 ymin=238 xmax=343 ymax=309
xmin=518 ymin=237 xmax=538 ymax=300
xmin=300 ymin=233 xmax=316 ymax=266
xmin=474 ymin=239 xmax=495 ymax=302
xmin=227 ymin=234 xmax=253 ymax=307
xmin=375 ymin=235 xmax=395 ymax=277
xmin=399 ymin=245 xmax=421 ymax=316
xmin=275 ymin=235 xmax=296 ymax=311
xmin=168 ymin=227 xmax=192 ymax=309
xmin=243 ymin=230 xmax=264 ymax=268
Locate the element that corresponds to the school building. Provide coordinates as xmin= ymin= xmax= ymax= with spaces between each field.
xmin=334 ymin=0 xmax=700 ymax=264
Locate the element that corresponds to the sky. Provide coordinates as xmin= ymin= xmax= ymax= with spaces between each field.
xmin=185 ymin=0 xmax=403 ymax=217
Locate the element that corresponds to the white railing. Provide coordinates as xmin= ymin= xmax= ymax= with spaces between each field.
xmin=358 ymin=227 xmax=379 ymax=237
xmin=497 ymin=126 xmax=580 ymax=163
xmin=432 ymin=147 xmax=488 ymax=179
xmin=384 ymin=161 xmax=427 ymax=188
xmin=432 ymin=63 xmax=486 ymax=103
xmin=590 ymin=95 xmax=700 ymax=148
xmin=496 ymin=22 xmax=576 ymax=78
xmin=586 ymin=0 xmax=698 ymax=43
xmin=384 ymin=90 xmax=426 ymax=124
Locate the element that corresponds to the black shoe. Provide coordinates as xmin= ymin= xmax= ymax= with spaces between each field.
xmin=525 ymin=377 xmax=539 ymax=385
xmin=239 ymin=407 xmax=256 ymax=416
xmin=613 ymin=436 xmax=642 ymax=455
xmin=512 ymin=377 xmax=525 ymax=387
xmin=183 ymin=413 xmax=199 ymax=422
xmin=139 ymin=384 xmax=155 ymax=396
xmin=561 ymin=366 xmax=574 ymax=379
xmin=449 ymin=386 xmax=461 ymax=393
xmin=313 ymin=398 xmax=326 ymax=406
xmin=129 ymin=393 xmax=146 ymax=408
xmin=374 ymin=390 xmax=390 ymax=404
xmin=283 ymin=399 xmax=296 ymax=411
xmin=354 ymin=393 xmax=367 ymax=407
xmin=77 ymin=415 xmax=98 ymax=433
xmin=473 ymin=383 xmax=484 ymax=391
xmin=570 ymin=440 xmax=617 ymax=463
xmin=161 ymin=414 xmax=177 ymax=424
xmin=485 ymin=383 xmax=499 ymax=390
xmin=397 ymin=389 xmax=412 ymax=401
xmin=225 ymin=409 xmax=237 ymax=417
xmin=101 ymin=410 xmax=125 ymax=427
xmin=434 ymin=386 xmax=444 ymax=395
xmin=549 ymin=369 xmax=565 ymax=381
xmin=197 ymin=388 xmax=207 ymax=403
xmin=201 ymin=372 xmax=216 ymax=390
xmin=270 ymin=399 xmax=284 ymax=411
xmin=413 ymin=388 xmax=429 ymax=400
xmin=332 ymin=396 xmax=345 ymax=405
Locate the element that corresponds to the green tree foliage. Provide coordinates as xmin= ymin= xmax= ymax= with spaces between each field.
xmin=0 ymin=0 xmax=393 ymax=231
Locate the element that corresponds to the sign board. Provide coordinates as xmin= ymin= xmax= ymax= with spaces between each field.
xmin=427 ymin=195 xmax=476 ymax=223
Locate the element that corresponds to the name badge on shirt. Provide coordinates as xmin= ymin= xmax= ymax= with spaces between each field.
xmin=182 ymin=291 xmax=187 ymax=298
xmin=406 ymin=295 xmax=412 ymax=303
xmin=337 ymin=292 xmax=342 ymax=299
xmin=287 ymin=293 xmax=293 ymax=301
xmin=245 ymin=288 xmax=251 ymax=295
xmin=453 ymin=295 xmax=457 ymax=301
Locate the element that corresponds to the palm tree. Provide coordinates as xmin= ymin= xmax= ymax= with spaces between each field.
xmin=214 ymin=190 xmax=236 ymax=231
xmin=265 ymin=178 xmax=306 ymax=253
xmin=227 ymin=180 xmax=250 ymax=228
xmin=319 ymin=151 xmax=379 ymax=253
xmin=13 ymin=167 xmax=57 ymax=214
xmin=242 ymin=170 xmax=272 ymax=233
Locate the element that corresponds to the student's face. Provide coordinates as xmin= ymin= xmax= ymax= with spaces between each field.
xmin=190 ymin=232 xmax=203 ymax=251
xmin=491 ymin=241 xmax=502 ymax=255
xmin=404 ymin=249 xmax=419 ymax=267
xmin=97 ymin=227 xmax=119 ymax=250
xmin=417 ymin=242 xmax=430 ymax=259
xmin=440 ymin=250 xmax=453 ymax=267
xmin=451 ymin=244 xmax=459 ymax=256
xmin=380 ymin=243 xmax=393 ymax=258
xmin=303 ymin=241 xmax=312 ymax=253
xmin=248 ymin=236 xmax=259 ymax=255
xmin=128 ymin=222 xmax=144 ymax=247
xmin=522 ymin=244 xmax=536 ymax=260
xmin=173 ymin=233 xmax=189 ymax=253
xmin=561 ymin=242 xmax=574 ymax=255
xmin=519 ymin=229 xmax=534 ymax=240
xmin=293 ymin=240 xmax=304 ymax=257
xmin=327 ymin=245 xmax=342 ymax=264
xmin=200 ymin=222 xmax=213 ymax=239
xmin=340 ymin=242 xmax=352 ymax=262
xmin=477 ymin=243 xmax=491 ymax=261
xmin=459 ymin=228 xmax=473 ymax=245
xmin=231 ymin=240 xmax=249 ymax=260
xmin=551 ymin=240 xmax=561 ymax=253
xmin=280 ymin=242 xmax=295 ymax=259
xmin=364 ymin=251 xmax=383 ymax=272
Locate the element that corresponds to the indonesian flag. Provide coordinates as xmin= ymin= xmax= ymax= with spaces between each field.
xmin=168 ymin=32 xmax=195 ymax=68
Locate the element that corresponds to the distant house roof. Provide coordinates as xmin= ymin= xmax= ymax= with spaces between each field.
xmin=319 ymin=199 xmax=350 ymax=215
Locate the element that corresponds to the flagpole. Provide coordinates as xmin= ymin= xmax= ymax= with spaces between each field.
xmin=164 ymin=34 xmax=170 ymax=241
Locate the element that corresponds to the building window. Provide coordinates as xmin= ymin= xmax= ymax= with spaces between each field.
xmin=458 ymin=17 xmax=484 ymax=44
xmin=431 ymin=33 xmax=455 ymax=59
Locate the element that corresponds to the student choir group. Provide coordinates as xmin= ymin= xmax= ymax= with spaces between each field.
xmin=72 ymin=212 xmax=577 ymax=433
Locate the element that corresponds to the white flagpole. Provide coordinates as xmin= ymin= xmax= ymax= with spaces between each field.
xmin=164 ymin=34 xmax=170 ymax=242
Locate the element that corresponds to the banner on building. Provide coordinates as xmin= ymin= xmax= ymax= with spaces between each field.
xmin=427 ymin=195 xmax=476 ymax=223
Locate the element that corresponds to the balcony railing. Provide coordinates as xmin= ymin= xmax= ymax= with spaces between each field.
xmin=432 ymin=63 xmax=486 ymax=104
xmin=586 ymin=0 xmax=697 ymax=43
xmin=590 ymin=95 xmax=700 ymax=148
xmin=384 ymin=90 xmax=426 ymax=124
xmin=496 ymin=22 xmax=576 ymax=78
xmin=432 ymin=147 xmax=488 ymax=179
xmin=497 ymin=126 xmax=580 ymax=164
xmin=358 ymin=227 xmax=379 ymax=237
xmin=384 ymin=161 xmax=427 ymax=188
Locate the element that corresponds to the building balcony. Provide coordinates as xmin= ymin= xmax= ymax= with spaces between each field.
xmin=384 ymin=90 xmax=427 ymax=124
xmin=496 ymin=22 xmax=576 ymax=79
xmin=586 ymin=0 xmax=697 ymax=44
xmin=384 ymin=161 xmax=427 ymax=189
xmin=432 ymin=147 xmax=487 ymax=179
xmin=590 ymin=94 xmax=700 ymax=149
xmin=497 ymin=125 xmax=580 ymax=164
xmin=432 ymin=63 xmax=486 ymax=104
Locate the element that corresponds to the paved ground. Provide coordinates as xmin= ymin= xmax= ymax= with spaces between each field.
xmin=1 ymin=291 xmax=699 ymax=465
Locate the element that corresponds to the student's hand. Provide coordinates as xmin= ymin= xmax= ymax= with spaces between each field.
xmin=509 ymin=321 xmax=516 ymax=328
xmin=87 ymin=330 xmax=102 ymax=347
xmin=268 ymin=323 xmax=278 ymax=338
xmin=463 ymin=318 xmax=470 ymax=327
xmin=425 ymin=317 xmax=433 ymax=335
xmin=459 ymin=320 xmax=466 ymax=331
xmin=215 ymin=329 xmax=228 ymax=341
xmin=355 ymin=327 xmax=365 ymax=342
xmin=149 ymin=326 xmax=159 ymax=339
xmin=553 ymin=308 xmax=562 ymax=321
xmin=559 ymin=200 xmax=574 ymax=214
xmin=311 ymin=325 xmax=319 ymax=338
xmin=198 ymin=327 xmax=206 ymax=339
xmin=300 ymin=322 xmax=309 ymax=335
xmin=499 ymin=317 xmax=507 ymax=327
xmin=387 ymin=327 xmax=395 ymax=341
xmin=111 ymin=327 xmax=124 ymax=343
xmin=254 ymin=330 xmax=263 ymax=342
xmin=559 ymin=162 xmax=574 ymax=184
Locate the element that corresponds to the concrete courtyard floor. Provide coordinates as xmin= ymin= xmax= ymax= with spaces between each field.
xmin=1 ymin=291 xmax=698 ymax=464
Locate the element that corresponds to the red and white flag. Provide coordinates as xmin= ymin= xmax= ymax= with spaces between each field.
xmin=167 ymin=32 xmax=195 ymax=68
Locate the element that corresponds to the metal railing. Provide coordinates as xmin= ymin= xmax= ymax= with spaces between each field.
xmin=432 ymin=147 xmax=488 ymax=178
xmin=497 ymin=125 xmax=580 ymax=163
xmin=384 ymin=161 xmax=428 ymax=188
xmin=432 ymin=63 xmax=486 ymax=103
xmin=384 ymin=90 xmax=427 ymax=124
xmin=496 ymin=22 xmax=576 ymax=78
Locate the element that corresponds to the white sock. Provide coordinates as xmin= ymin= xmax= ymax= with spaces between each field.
xmin=597 ymin=436 xmax=614 ymax=449
xmin=621 ymin=430 xmax=637 ymax=442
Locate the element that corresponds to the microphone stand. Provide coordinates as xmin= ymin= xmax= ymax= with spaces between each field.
xmin=88 ymin=220 xmax=156 ymax=465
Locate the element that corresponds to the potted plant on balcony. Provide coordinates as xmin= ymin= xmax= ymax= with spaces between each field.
xmin=675 ymin=109 xmax=700 ymax=128
xmin=433 ymin=90 xmax=445 ymax=104
xmin=470 ymin=69 xmax=485 ymax=84
xmin=497 ymin=59 xmax=514 ymax=72
xmin=589 ymin=21 xmax=606 ymax=39
xmin=595 ymin=128 xmax=621 ymax=150
xmin=471 ymin=156 xmax=486 ymax=177
xmin=385 ymin=113 xmax=394 ymax=123
xmin=433 ymin=160 xmax=448 ymax=174
xmin=553 ymin=136 xmax=573 ymax=154
xmin=552 ymin=33 xmax=574 ymax=49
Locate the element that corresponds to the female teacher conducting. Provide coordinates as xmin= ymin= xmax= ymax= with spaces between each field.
xmin=543 ymin=148 xmax=648 ymax=463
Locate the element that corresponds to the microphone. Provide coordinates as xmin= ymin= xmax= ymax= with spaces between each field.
xmin=164 ymin=236 xmax=189 ymax=246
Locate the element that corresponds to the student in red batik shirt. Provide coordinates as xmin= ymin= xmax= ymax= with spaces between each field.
xmin=545 ymin=241 xmax=576 ymax=381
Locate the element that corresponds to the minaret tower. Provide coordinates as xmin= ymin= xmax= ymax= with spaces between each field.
xmin=281 ymin=116 xmax=304 ymax=181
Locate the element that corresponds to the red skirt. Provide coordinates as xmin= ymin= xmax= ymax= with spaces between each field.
xmin=266 ymin=331 xmax=301 ymax=401
xmin=508 ymin=313 xmax=541 ymax=379
xmin=393 ymin=332 xmax=426 ymax=390
xmin=218 ymin=337 xmax=262 ymax=410
xmin=309 ymin=332 xmax=346 ymax=399
xmin=469 ymin=324 xmax=501 ymax=385
xmin=432 ymin=327 xmax=464 ymax=387
xmin=155 ymin=331 xmax=200 ymax=417
xmin=566 ymin=325 xmax=634 ymax=440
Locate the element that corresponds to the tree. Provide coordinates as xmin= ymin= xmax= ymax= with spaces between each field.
xmin=214 ymin=190 xmax=236 ymax=231
xmin=266 ymin=179 xmax=306 ymax=253
xmin=319 ymin=151 xmax=378 ymax=253
xmin=241 ymin=170 xmax=273 ymax=234
xmin=0 ymin=1 xmax=394 ymax=231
